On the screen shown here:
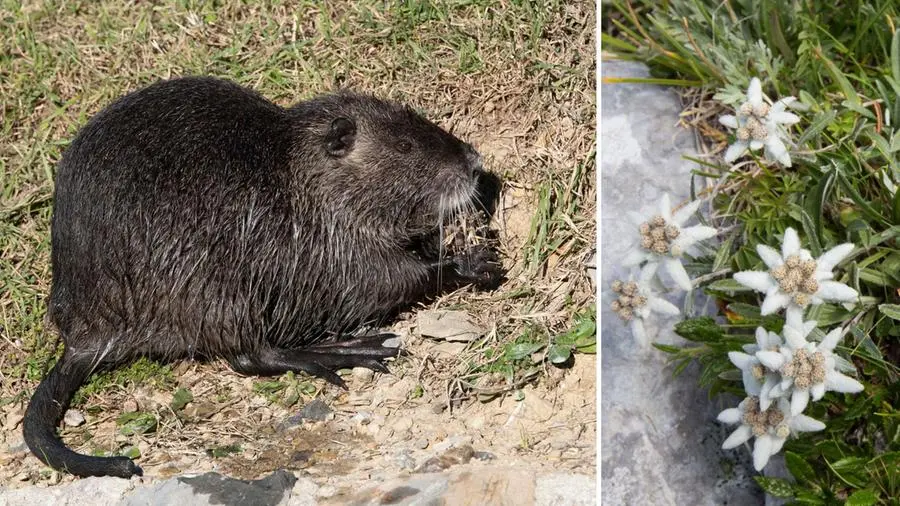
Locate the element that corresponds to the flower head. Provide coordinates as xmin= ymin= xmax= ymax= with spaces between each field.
xmin=719 ymin=77 xmax=800 ymax=167
xmin=718 ymin=396 xmax=825 ymax=471
xmin=756 ymin=320 xmax=865 ymax=416
xmin=728 ymin=326 xmax=785 ymax=410
xmin=622 ymin=194 xmax=717 ymax=291
xmin=609 ymin=265 xmax=680 ymax=346
xmin=733 ymin=227 xmax=858 ymax=321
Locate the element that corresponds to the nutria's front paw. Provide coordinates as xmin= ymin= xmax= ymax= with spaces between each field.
xmin=452 ymin=245 xmax=504 ymax=290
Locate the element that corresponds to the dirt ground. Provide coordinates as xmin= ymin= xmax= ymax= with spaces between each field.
xmin=0 ymin=0 xmax=596 ymax=489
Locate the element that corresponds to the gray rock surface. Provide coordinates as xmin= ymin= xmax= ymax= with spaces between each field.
xmin=0 ymin=467 xmax=593 ymax=506
xmin=600 ymin=60 xmax=763 ymax=504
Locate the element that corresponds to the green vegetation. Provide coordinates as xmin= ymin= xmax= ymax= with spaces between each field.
xmin=0 ymin=0 xmax=593 ymax=481
xmin=606 ymin=0 xmax=900 ymax=503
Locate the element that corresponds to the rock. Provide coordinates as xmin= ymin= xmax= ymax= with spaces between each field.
xmin=414 ymin=438 xmax=429 ymax=450
xmin=535 ymin=473 xmax=596 ymax=506
xmin=464 ymin=414 xmax=485 ymax=431
xmin=5 ymin=433 xmax=27 ymax=453
xmin=3 ymin=476 xmax=137 ymax=506
xmin=429 ymin=341 xmax=467 ymax=358
xmin=600 ymin=60 xmax=761 ymax=505
xmin=64 ymin=409 xmax=86 ymax=427
xmin=284 ymin=477 xmax=319 ymax=506
xmin=122 ymin=399 xmax=139 ymax=413
xmin=351 ymin=367 xmax=374 ymax=383
xmin=277 ymin=399 xmax=333 ymax=431
xmin=392 ymin=450 xmax=417 ymax=471
xmin=339 ymin=467 xmax=592 ymax=506
xmin=414 ymin=444 xmax=475 ymax=473
xmin=391 ymin=417 xmax=413 ymax=433
xmin=183 ymin=401 xmax=218 ymax=420
xmin=416 ymin=310 xmax=484 ymax=342
xmin=299 ymin=399 xmax=333 ymax=420
xmin=504 ymin=387 xmax=555 ymax=432
xmin=4 ymin=407 xmax=24 ymax=431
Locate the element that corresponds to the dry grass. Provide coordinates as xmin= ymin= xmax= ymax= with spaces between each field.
xmin=0 ymin=0 xmax=595 ymax=485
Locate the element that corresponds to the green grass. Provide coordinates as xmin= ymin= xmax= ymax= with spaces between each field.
xmin=0 ymin=0 xmax=595 ymax=439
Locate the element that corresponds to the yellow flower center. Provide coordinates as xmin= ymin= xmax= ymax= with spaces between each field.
xmin=769 ymin=254 xmax=819 ymax=306
xmin=611 ymin=280 xmax=647 ymax=321
xmin=639 ymin=215 xmax=679 ymax=256
xmin=780 ymin=348 xmax=826 ymax=389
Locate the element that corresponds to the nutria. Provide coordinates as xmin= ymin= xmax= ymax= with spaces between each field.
xmin=23 ymin=77 xmax=503 ymax=479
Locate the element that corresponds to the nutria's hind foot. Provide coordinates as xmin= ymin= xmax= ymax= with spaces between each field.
xmin=229 ymin=333 xmax=403 ymax=389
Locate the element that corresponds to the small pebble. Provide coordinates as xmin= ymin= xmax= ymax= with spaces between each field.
xmin=5 ymin=435 xmax=27 ymax=453
xmin=414 ymin=438 xmax=429 ymax=449
xmin=122 ymin=399 xmax=139 ymax=413
xmin=430 ymin=402 xmax=446 ymax=415
xmin=5 ymin=409 xmax=25 ymax=431
xmin=392 ymin=417 xmax=413 ymax=433
xmin=47 ymin=471 xmax=61 ymax=485
xmin=351 ymin=367 xmax=374 ymax=383
xmin=64 ymin=409 xmax=86 ymax=427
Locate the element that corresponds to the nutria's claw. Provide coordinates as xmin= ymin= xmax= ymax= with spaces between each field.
xmin=452 ymin=245 xmax=505 ymax=290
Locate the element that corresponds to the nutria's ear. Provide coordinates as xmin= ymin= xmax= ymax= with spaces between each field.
xmin=325 ymin=117 xmax=356 ymax=157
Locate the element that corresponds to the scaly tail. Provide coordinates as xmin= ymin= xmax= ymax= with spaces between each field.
xmin=23 ymin=351 xmax=142 ymax=478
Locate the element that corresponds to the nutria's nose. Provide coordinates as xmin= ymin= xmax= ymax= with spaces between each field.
xmin=465 ymin=146 xmax=483 ymax=176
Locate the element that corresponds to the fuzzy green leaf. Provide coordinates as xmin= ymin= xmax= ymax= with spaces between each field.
xmin=547 ymin=344 xmax=572 ymax=364
xmin=753 ymin=476 xmax=794 ymax=498
xmin=121 ymin=446 xmax=141 ymax=459
xmin=705 ymin=279 xmax=753 ymax=293
xmin=784 ymin=451 xmax=816 ymax=484
xmin=673 ymin=317 xmax=725 ymax=343
xmin=878 ymin=304 xmax=900 ymax=321
xmin=117 ymin=412 xmax=158 ymax=436
xmin=892 ymin=28 xmax=900 ymax=83
xmin=799 ymin=210 xmax=822 ymax=257
xmin=845 ymin=489 xmax=878 ymax=506
xmin=505 ymin=342 xmax=545 ymax=361
xmin=652 ymin=343 xmax=681 ymax=354
xmin=828 ymin=457 xmax=869 ymax=488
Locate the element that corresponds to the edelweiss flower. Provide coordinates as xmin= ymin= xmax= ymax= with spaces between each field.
xmin=718 ymin=396 xmax=825 ymax=471
xmin=733 ymin=227 xmax=858 ymax=321
xmin=756 ymin=323 xmax=865 ymax=416
xmin=728 ymin=327 xmax=783 ymax=410
xmin=719 ymin=77 xmax=800 ymax=167
xmin=621 ymin=194 xmax=717 ymax=291
xmin=609 ymin=266 xmax=680 ymax=346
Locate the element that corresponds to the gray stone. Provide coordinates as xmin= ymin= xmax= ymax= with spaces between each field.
xmin=600 ymin=60 xmax=762 ymax=505
xmin=64 ymin=409 xmax=86 ymax=427
xmin=178 ymin=470 xmax=296 ymax=506
xmin=279 ymin=399 xmax=333 ymax=430
xmin=416 ymin=310 xmax=484 ymax=342
xmin=4 ymin=433 xmax=26 ymax=453
xmin=3 ymin=476 xmax=137 ymax=506
xmin=534 ymin=473 xmax=596 ymax=506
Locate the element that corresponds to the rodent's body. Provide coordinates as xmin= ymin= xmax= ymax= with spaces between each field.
xmin=25 ymin=77 xmax=501 ymax=478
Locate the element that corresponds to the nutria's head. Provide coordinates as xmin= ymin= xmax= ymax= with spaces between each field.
xmin=290 ymin=93 xmax=484 ymax=238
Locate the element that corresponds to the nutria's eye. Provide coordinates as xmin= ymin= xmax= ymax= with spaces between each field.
xmin=397 ymin=140 xmax=412 ymax=153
